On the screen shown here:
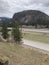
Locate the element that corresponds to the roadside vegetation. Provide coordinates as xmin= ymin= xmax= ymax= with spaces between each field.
xmin=0 ymin=21 xmax=22 ymax=44
xmin=23 ymin=32 xmax=49 ymax=44
xmin=0 ymin=42 xmax=49 ymax=65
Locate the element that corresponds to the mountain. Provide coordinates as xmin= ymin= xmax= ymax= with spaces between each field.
xmin=0 ymin=17 xmax=12 ymax=23
xmin=13 ymin=10 xmax=49 ymax=26
xmin=0 ymin=17 xmax=12 ymax=27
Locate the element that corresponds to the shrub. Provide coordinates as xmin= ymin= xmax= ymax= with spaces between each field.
xmin=12 ymin=21 xmax=22 ymax=43
xmin=1 ymin=22 xmax=9 ymax=39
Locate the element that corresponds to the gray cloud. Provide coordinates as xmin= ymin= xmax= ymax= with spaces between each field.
xmin=43 ymin=2 xmax=49 ymax=7
xmin=0 ymin=0 xmax=49 ymax=17
xmin=0 ymin=0 xmax=11 ymax=17
xmin=0 ymin=0 xmax=10 ymax=12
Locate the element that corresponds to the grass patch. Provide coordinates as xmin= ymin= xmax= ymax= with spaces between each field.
xmin=23 ymin=32 xmax=49 ymax=43
xmin=0 ymin=42 xmax=49 ymax=65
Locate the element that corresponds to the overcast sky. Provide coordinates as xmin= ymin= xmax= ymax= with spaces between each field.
xmin=0 ymin=0 xmax=49 ymax=18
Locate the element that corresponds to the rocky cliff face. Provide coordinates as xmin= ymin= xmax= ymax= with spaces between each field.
xmin=13 ymin=10 xmax=49 ymax=25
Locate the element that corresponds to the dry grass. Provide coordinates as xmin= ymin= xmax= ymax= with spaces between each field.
xmin=23 ymin=32 xmax=49 ymax=44
xmin=0 ymin=42 xmax=49 ymax=65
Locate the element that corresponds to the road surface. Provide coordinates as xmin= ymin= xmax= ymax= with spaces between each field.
xmin=22 ymin=28 xmax=49 ymax=33
xmin=7 ymin=27 xmax=49 ymax=33
xmin=23 ymin=39 xmax=49 ymax=52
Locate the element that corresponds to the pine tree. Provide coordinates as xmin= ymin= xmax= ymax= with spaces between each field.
xmin=1 ymin=21 xmax=9 ymax=39
xmin=12 ymin=21 xmax=22 ymax=43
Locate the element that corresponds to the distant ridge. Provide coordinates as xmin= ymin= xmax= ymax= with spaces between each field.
xmin=0 ymin=17 xmax=11 ymax=23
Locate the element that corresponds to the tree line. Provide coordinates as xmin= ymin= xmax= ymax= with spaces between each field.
xmin=25 ymin=19 xmax=49 ymax=28
xmin=1 ymin=20 xmax=22 ymax=43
